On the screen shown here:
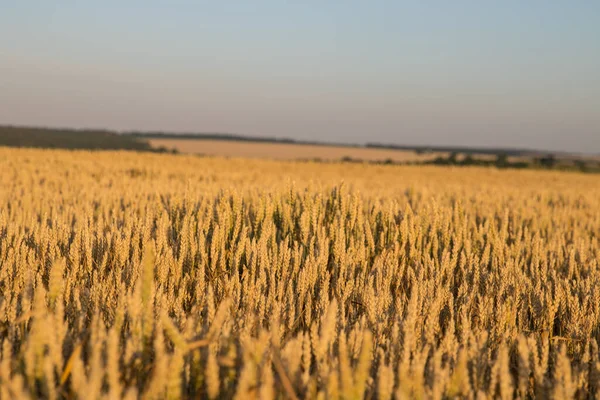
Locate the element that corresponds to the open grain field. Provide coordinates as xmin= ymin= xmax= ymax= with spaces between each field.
xmin=1 ymin=147 xmax=600 ymax=399
xmin=148 ymin=138 xmax=446 ymax=163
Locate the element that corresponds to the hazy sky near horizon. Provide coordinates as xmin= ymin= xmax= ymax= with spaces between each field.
xmin=1 ymin=2 xmax=599 ymax=153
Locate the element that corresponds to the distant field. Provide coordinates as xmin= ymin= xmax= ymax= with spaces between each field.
xmin=149 ymin=138 xmax=446 ymax=162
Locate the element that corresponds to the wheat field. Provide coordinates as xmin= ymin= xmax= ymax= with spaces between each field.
xmin=1 ymin=147 xmax=599 ymax=399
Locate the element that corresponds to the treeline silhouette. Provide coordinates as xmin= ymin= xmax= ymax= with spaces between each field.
xmin=365 ymin=142 xmax=536 ymax=157
xmin=0 ymin=126 xmax=153 ymax=151
xmin=421 ymin=152 xmax=598 ymax=173
xmin=129 ymin=131 xmax=363 ymax=148
xmin=330 ymin=151 xmax=599 ymax=173
xmin=130 ymin=131 xmax=299 ymax=144
xmin=429 ymin=152 xmax=529 ymax=168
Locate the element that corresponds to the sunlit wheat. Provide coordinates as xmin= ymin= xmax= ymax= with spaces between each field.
xmin=0 ymin=147 xmax=599 ymax=399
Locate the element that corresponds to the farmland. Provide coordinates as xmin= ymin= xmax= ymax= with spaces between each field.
xmin=1 ymin=147 xmax=600 ymax=399
xmin=147 ymin=138 xmax=600 ymax=172
xmin=147 ymin=138 xmax=446 ymax=163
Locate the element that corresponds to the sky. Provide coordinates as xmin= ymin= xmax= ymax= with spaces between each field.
xmin=1 ymin=1 xmax=599 ymax=153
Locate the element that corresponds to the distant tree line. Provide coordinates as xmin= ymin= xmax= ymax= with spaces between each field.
xmin=426 ymin=152 xmax=600 ymax=173
xmin=428 ymin=152 xmax=528 ymax=169
xmin=128 ymin=131 xmax=365 ymax=149
xmin=333 ymin=152 xmax=599 ymax=173
xmin=0 ymin=126 xmax=154 ymax=151
xmin=129 ymin=131 xmax=299 ymax=144
xmin=365 ymin=142 xmax=536 ymax=157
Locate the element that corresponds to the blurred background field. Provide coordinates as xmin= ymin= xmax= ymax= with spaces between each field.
xmin=2 ymin=125 xmax=599 ymax=172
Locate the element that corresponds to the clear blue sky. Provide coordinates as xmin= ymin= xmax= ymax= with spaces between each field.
xmin=1 ymin=1 xmax=599 ymax=153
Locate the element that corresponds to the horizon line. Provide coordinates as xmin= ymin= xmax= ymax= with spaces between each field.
xmin=1 ymin=123 xmax=595 ymax=157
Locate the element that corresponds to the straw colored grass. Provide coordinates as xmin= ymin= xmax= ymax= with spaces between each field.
xmin=1 ymin=147 xmax=599 ymax=399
